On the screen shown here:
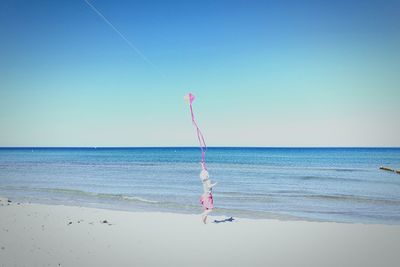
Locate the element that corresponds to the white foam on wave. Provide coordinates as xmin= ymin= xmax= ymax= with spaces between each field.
xmin=121 ymin=195 xmax=159 ymax=204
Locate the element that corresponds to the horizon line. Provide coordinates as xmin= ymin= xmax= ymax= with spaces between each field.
xmin=0 ymin=146 xmax=399 ymax=149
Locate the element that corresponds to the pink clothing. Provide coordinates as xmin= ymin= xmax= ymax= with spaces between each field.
xmin=200 ymin=192 xmax=214 ymax=210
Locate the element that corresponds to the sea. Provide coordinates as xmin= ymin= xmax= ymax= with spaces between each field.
xmin=1 ymin=147 xmax=399 ymax=224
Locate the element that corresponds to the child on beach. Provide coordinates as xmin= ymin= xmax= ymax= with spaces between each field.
xmin=200 ymin=192 xmax=214 ymax=224
xmin=199 ymin=163 xmax=217 ymax=224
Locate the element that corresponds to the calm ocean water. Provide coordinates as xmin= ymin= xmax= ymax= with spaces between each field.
xmin=1 ymin=147 xmax=400 ymax=224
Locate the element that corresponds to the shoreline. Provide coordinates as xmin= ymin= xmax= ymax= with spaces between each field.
xmin=1 ymin=197 xmax=400 ymax=266
xmin=2 ymin=195 xmax=399 ymax=226
xmin=4 ymin=194 xmax=398 ymax=226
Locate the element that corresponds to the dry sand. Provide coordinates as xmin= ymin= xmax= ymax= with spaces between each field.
xmin=1 ymin=197 xmax=400 ymax=267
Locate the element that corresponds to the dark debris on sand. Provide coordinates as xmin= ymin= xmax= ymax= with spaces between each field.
xmin=213 ymin=217 xmax=235 ymax=223
xmin=101 ymin=220 xmax=112 ymax=225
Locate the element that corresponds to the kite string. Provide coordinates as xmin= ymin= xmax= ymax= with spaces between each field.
xmin=189 ymin=102 xmax=207 ymax=168
xmin=83 ymin=0 xmax=164 ymax=77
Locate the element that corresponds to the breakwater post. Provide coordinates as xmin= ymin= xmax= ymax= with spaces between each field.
xmin=380 ymin=166 xmax=400 ymax=174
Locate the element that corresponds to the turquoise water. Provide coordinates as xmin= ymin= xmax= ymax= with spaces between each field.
xmin=1 ymin=147 xmax=400 ymax=224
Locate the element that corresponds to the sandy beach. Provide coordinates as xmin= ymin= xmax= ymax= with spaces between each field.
xmin=1 ymin=197 xmax=399 ymax=267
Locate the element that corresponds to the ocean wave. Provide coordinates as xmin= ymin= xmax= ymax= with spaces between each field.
xmin=120 ymin=195 xmax=158 ymax=203
xmin=299 ymin=175 xmax=363 ymax=183
xmin=304 ymin=194 xmax=400 ymax=205
xmin=218 ymin=189 xmax=400 ymax=206
xmin=296 ymin=175 xmax=399 ymax=186
xmin=290 ymin=167 xmax=368 ymax=172
xmin=51 ymin=189 xmax=160 ymax=204
xmin=0 ymin=185 xmax=159 ymax=205
xmin=218 ymin=191 xmax=267 ymax=197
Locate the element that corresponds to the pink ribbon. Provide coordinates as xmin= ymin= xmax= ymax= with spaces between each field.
xmin=186 ymin=93 xmax=207 ymax=170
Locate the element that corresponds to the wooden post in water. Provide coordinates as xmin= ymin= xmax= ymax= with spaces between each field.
xmin=380 ymin=166 xmax=394 ymax=172
xmin=379 ymin=166 xmax=400 ymax=174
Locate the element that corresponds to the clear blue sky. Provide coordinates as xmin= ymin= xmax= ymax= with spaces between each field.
xmin=1 ymin=0 xmax=399 ymax=147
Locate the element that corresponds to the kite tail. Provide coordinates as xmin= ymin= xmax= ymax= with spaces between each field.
xmin=189 ymin=100 xmax=207 ymax=169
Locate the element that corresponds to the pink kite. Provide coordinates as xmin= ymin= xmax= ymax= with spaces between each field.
xmin=184 ymin=93 xmax=207 ymax=170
